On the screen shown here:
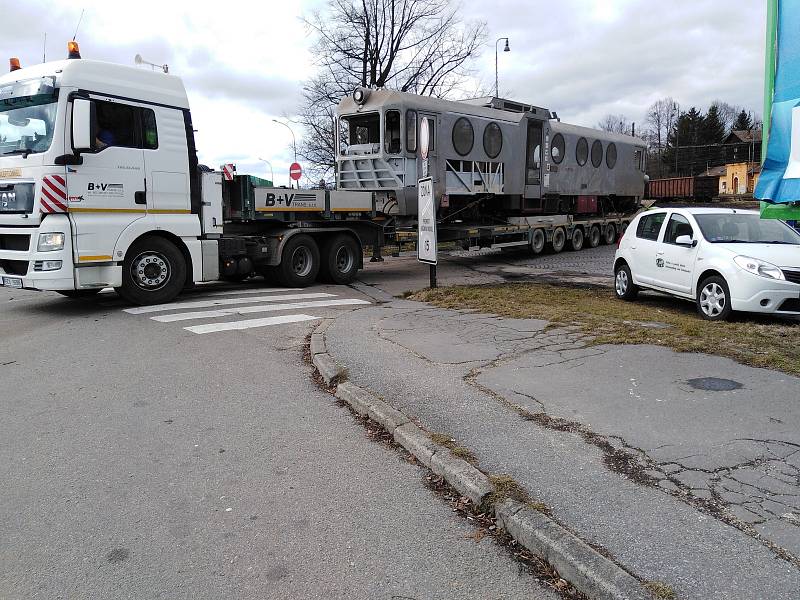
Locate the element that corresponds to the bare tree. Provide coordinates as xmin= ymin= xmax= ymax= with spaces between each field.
xmin=299 ymin=0 xmax=487 ymax=177
xmin=645 ymin=97 xmax=680 ymax=178
xmin=712 ymin=100 xmax=740 ymax=134
xmin=597 ymin=114 xmax=632 ymax=135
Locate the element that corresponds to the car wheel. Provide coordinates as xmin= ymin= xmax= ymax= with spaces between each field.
xmin=531 ymin=229 xmax=545 ymax=254
xmin=277 ymin=234 xmax=320 ymax=287
xmin=588 ymin=225 xmax=601 ymax=248
xmin=551 ymin=227 xmax=566 ymax=253
xmin=603 ymin=223 xmax=617 ymax=245
xmin=569 ymin=227 xmax=584 ymax=251
xmin=117 ymin=237 xmax=187 ymax=305
xmin=614 ymin=263 xmax=639 ymax=300
xmin=319 ymin=234 xmax=360 ymax=284
xmin=696 ymin=276 xmax=733 ymax=321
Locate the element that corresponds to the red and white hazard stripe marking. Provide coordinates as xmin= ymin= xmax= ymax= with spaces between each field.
xmin=222 ymin=163 xmax=236 ymax=181
xmin=40 ymin=175 xmax=68 ymax=213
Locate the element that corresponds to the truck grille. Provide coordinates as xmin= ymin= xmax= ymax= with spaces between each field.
xmin=0 ymin=259 xmax=29 ymax=275
xmin=0 ymin=233 xmax=30 ymax=251
xmin=782 ymin=269 xmax=800 ymax=285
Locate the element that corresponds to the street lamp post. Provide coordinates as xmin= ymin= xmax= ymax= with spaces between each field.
xmin=272 ymin=119 xmax=297 ymax=188
xmin=257 ymin=157 xmax=274 ymax=185
xmin=495 ymin=37 xmax=510 ymax=98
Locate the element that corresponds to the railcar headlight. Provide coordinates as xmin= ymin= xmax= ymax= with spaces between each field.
xmin=352 ymin=87 xmax=370 ymax=105
xmin=733 ymin=255 xmax=785 ymax=280
xmin=38 ymin=232 xmax=65 ymax=252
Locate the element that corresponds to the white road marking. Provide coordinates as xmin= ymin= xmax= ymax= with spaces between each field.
xmin=202 ymin=287 xmax=294 ymax=297
xmin=124 ymin=292 xmax=335 ymax=314
xmin=184 ymin=313 xmax=319 ymax=334
xmin=152 ymin=298 xmax=371 ymax=322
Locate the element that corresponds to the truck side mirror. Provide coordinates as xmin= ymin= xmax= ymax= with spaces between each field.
xmin=71 ymin=98 xmax=96 ymax=153
xmin=675 ymin=235 xmax=696 ymax=247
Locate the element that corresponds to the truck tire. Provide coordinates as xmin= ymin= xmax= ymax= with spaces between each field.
xmin=319 ymin=234 xmax=360 ymax=285
xmin=569 ymin=227 xmax=584 ymax=251
xmin=588 ymin=225 xmax=601 ymax=248
xmin=551 ymin=227 xmax=566 ymax=253
xmin=603 ymin=223 xmax=617 ymax=245
xmin=531 ymin=229 xmax=545 ymax=254
xmin=277 ymin=234 xmax=320 ymax=287
xmin=57 ymin=289 xmax=101 ymax=299
xmin=117 ymin=236 xmax=187 ymax=305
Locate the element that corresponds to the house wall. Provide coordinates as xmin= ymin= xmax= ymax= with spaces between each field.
xmin=722 ymin=162 xmax=749 ymax=195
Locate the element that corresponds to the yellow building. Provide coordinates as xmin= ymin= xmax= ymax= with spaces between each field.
xmin=701 ymin=162 xmax=761 ymax=196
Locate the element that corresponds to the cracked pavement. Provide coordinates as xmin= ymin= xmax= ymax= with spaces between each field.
xmin=328 ymin=291 xmax=800 ymax=599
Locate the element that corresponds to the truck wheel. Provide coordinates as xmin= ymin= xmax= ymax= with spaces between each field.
xmin=57 ymin=289 xmax=101 ymax=299
xmin=319 ymin=234 xmax=360 ymax=285
xmin=569 ymin=227 xmax=584 ymax=251
xmin=551 ymin=227 xmax=566 ymax=253
xmin=277 ymin=234 xmax=320 ymax=287
xmin=117 ymin=237 xmax=187 ymax=305
xmin=588 ymin=225 xmax=601 ymax=247
xmin=603 ymin=223 xmax=617 ymax=245
xmin=531 ymin=229 xmax=545 ymax=254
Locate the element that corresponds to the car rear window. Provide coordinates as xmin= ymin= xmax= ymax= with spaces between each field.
xmin=636 ymin=212 xmax=666 ymax=241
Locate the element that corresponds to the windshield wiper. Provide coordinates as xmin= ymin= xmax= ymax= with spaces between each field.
xmin=759 ymin=240 xmax=795 ymax=244
xmin=2 ymin=149 xmax=33 ymax=158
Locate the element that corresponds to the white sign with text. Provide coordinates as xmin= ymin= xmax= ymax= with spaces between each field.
xmin=417 ymin=177 xmax=437 ymax=265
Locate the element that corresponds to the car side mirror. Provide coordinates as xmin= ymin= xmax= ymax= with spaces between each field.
xmin=675 ymin=235 xmax=696 ymax=247
xmin=71 ymin=98 xmax=96 ymax=153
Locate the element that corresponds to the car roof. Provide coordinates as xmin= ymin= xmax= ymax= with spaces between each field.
xmin=646 ymin=207 xmax=759 ymax=216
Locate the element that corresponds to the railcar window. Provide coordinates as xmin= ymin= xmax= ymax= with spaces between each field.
xmin=385 ymin=110 xmax=401 ymax=154
xmin=452 ymin=117 xmax=474 ymax=156
xmin=406 ymin=110 xmax=417 ymax=153
xmin=426 ymin=117 xmax=435 ymax=152
xmin=606 ymin=143 xmax=617 ymax=169
xmin=576 ymin=137 xmax=588 ymax=166
xmin=591 ymin=140 xmax=603 ymax=168
xmin=341 ymin=113 xmax=380 ymax=151
xmin=483 ymin=122 xmax=502 ymax=158
xmin=551 ymin=133 xmax=565 ymax=164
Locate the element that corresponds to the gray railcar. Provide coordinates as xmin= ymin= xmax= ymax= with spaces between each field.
xmin=336 ymin=90 xmax=647 ymax=221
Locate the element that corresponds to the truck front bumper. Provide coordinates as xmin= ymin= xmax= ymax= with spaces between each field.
xmin=0 ymin=217 xmax=76 ymax=291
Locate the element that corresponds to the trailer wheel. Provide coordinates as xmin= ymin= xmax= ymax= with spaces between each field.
xmin=551 ymin=227 xmax=566 ymax=253
xmin=588 ymin=225 xmax=601 ymax=248
xmin=531 ymin=229 xmax=545 ymax=254
xmin=117 ymin=236 xmax=187 ymax=305
xmin=569 ymin=227 xmax=584 ymax=251
xmin=319 ymin=234 xmax=360 ymax=285
xmin=603 ymin=223 xmax=617 ymax=245
xmin=277 ymin=234 xmax=320 ymax=288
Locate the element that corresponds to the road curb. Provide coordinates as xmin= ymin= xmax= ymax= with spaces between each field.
xmin=310 ymin=320 xmax=650 ymax=600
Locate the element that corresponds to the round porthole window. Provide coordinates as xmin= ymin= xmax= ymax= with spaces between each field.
xmin=452 ymin=117 xmax=474 ymax=156
xmin=483 ymin=122 xmax=503 ymax=158
xmin=606 ymin=142 xmax=617 ymax=169
xmin=551 ymin=133 xmax=565 ymax=164
xmin=576 ymin=137 xmax=588 ymax=166
xmin=591 ymin=140 xmax=603 ymax=168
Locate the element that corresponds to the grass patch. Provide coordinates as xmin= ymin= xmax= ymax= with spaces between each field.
xmin=644 ymin=580 xmax=676 ymax=600
xmin=489 ymin=474 xmax=531 ymax=504
xmin=429 ymin=432 xmax=478 ymax=464
xmin=411 ymin=282 xmax=800 ymax=377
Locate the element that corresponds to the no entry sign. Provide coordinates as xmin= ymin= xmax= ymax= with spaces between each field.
xmin=289 ymin=162 xmax=302 ymax=181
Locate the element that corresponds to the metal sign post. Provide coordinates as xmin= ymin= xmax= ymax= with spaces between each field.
xmin=417 ymin=177 xmax=437 ymax=288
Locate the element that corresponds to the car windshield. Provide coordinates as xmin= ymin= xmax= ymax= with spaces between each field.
xmin=0 ymin=77 xmax=59 ymax=157
xmin=694 ymin=213 xmax=800 ymax=245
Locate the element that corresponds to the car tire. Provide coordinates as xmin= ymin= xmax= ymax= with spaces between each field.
xmin=276 ymin=234 xmax=320 ymax=287
xmin=57 ymin=289 xmax=101 ymax=299
xmin=569 ymin=227 xmax=584 ymax=251
xmin=117 ymin=237 xmax=187 ymax=305
xmin=614 ymin=263 xmax=639 ymax=301
xmin=551 ymin=227 xmax=566 ymax=253
xmin=531 ymin=229 xmax=545 ymax=254
xmin=696 ymin=276 xmax=733 ymax=321
xmin=588 ymin=225 xmax=601 ymax=248
xmin=603 ymin=223 xmax=617 ymax=245
xmin=319 ymin=234 xmax=360 ymax=284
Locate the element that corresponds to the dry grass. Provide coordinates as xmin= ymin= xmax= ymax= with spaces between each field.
xmin=411 ymin=282 xmax=800 ymax=377
xmin=429 ymin=432 xmax=479 ymax=465
xmin=644 ymin=580 xmax=677 ymax=600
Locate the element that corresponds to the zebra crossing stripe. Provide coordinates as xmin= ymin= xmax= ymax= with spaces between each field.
xmin=184 ymin=313 xmax=319 ymax=334
xmin=203 ymin=288 xmax=294 ymax=297
xmin=124 ymin=292 xmax=335 ymax=314
xmin=151 ymin=298 xmax=371 ymax=322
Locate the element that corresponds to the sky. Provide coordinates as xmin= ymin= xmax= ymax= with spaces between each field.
xmin=1 ymin=0 xmax=766 ymax=183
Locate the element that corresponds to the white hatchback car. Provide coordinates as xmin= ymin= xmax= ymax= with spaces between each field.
xmin=614 ymin=208 xmax=800 ymax=320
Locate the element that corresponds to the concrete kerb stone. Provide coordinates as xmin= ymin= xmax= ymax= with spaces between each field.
xmin=310 ymin=319 xmax=651 ymax=600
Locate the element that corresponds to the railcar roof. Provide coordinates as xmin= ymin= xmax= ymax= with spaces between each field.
xmin=549 ymin=120 xmax=647 ymax=147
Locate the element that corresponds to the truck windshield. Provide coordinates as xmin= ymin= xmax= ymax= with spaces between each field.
xmin=0 ymin=77 xmax=58 ymax=157
xmin=694 ymin=213 xmax=800 ymax=244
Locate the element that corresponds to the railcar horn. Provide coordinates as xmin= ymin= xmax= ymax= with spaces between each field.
xmin=353 ymin=87 xmax=371 ymax=105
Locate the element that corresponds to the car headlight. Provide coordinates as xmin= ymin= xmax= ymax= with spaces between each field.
xmin=733 ymin=255 xmax=785 ymax=280
xmin=37 ymin=232 xmax=65 ymax=252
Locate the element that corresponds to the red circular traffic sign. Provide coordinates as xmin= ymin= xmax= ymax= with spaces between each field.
xmin=289 ymin=162 xmax=302 ymax=181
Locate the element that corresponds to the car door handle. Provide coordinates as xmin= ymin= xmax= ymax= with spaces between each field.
xmin=134 ymin=191 xmax=146 ymax=205
xmin=657 ymin=251 xmax=665 ymax=255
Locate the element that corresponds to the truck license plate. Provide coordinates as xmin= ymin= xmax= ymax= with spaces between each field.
xmin=2 ymin=276 xmax=22 ymax=288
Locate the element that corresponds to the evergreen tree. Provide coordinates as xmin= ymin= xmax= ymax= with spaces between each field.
xmin=663 ymin=108 xmax=704 ymax=175
xmin=700 ymin=104 xmax=726 ymax=144
xmin=732 ymin=109 xmax=754 ymax=132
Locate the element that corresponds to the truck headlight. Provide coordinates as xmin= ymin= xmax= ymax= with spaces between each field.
xmin=38 ymin=232 xmax=65 ymax=252
xmin=733 ymin=255 xmax=785 ymax=280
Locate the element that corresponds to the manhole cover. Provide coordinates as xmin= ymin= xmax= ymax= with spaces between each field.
xmin=686 ymin=377 xmax=743 ymax=391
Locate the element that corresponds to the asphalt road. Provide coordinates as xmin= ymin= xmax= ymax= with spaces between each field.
xmin=0 ymin=282 xmax=558 ymax=600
